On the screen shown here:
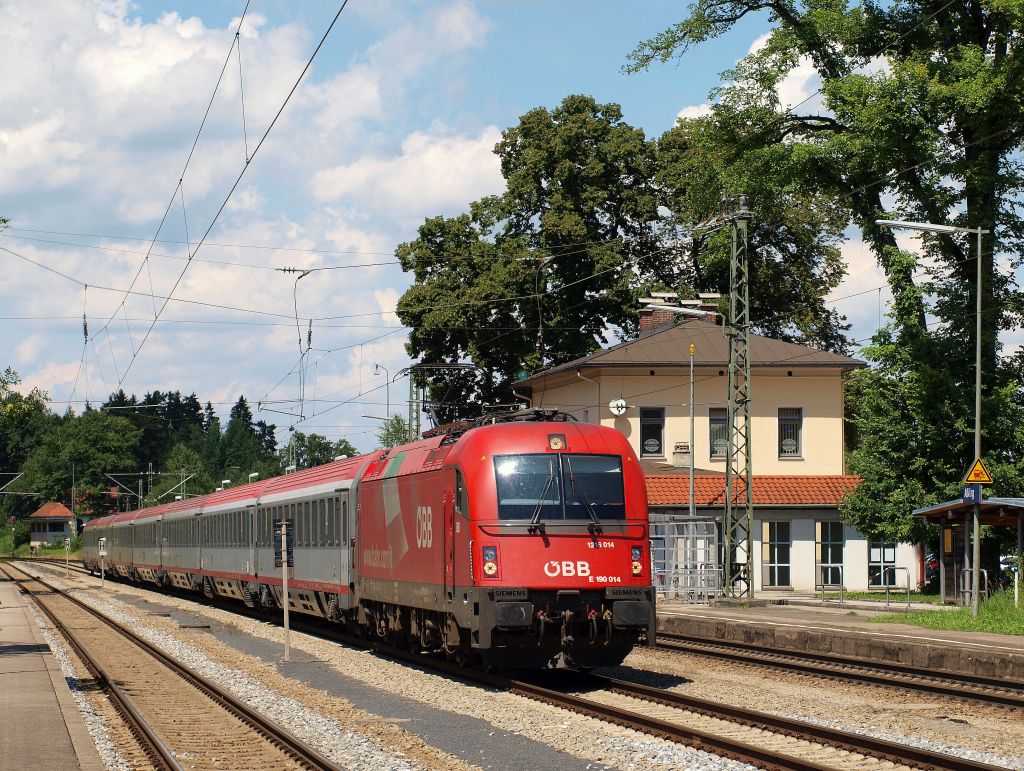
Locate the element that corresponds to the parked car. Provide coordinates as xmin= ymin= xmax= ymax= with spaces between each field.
xmin=924 ymin=552 xmax=940 ymax=590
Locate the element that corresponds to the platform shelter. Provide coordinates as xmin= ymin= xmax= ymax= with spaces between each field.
xmin=913 ymin=497 xmax=1024 ymax=604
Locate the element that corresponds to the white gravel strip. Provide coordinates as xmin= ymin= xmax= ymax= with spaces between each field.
xmin=26 ymin=603 xmax=133 ymax=771
xmin=774 ymin=710 xmax=1024 ymax=770
xmin=601 ymin=736 xmax=756 ymax=769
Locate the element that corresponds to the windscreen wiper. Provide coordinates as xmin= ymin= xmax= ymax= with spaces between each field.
xmin=528 ymin=472 xmax=555 ymax=534
xmin=566 ymin=458 xmax=602 ymax=534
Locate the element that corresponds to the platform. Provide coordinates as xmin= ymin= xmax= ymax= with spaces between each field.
xmin=0 ymin=576 xmax=103 ymax=771
xmin=658 ymin=599 xmax=1024 ymax=680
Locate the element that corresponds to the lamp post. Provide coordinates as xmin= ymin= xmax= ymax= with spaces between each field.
xmin=876 ymin=218 xmax=988 ymax=617
xmin=374 ymin=364 xmax=390 ymax=419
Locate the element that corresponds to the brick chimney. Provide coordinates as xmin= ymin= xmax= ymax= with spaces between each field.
xmin=638 ymin=306 xmax=678 ymax=331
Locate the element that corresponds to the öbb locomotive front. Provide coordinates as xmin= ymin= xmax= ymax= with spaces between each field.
xmin=83 ymin=411 xmax=655 ymax=668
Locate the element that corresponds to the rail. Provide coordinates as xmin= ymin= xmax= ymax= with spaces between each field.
xmin=3 ymin=562 xmax=341 ymax=771
xmin=656 ymin=631 xmax=1024 ymax=710
xmin=18 ymin=559 xmax=1007 ymax=771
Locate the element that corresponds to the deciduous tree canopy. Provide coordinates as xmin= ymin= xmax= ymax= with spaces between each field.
xmin=397 ymin=94 xmax=851 ymax=421
xmin=629 ymin=0 xmax=1024 ymax=538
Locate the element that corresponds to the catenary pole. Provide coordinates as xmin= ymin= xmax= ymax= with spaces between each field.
xmin=972 ymin=226 xmax=982 ymax=617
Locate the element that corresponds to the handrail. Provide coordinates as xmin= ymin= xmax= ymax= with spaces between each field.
xmin=884 ymin=566 xmax=910 ymax=608
xmin=960 ymin=567 xmax=990 ymax=606
xmin=817 ymin=564 xmax=844 ymax=604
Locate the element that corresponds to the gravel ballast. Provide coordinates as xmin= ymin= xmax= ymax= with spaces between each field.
xmin=26 ymin=602 xmax=134 ymax=771
xmin=25 ymin=564 xmax=753 ymax=771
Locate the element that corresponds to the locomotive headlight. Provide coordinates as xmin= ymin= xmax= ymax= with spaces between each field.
xmin=482 ymin=545 xmax=500 ymax=579
xmin=631 ymin=545 xmax=643 ymax=576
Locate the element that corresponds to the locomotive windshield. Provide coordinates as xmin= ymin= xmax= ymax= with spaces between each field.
xmin=493 ymin=454 xmax=626 ymax=521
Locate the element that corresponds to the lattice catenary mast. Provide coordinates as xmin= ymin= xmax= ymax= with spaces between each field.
xmin=723 ymin=195 xmax=753 ymax=598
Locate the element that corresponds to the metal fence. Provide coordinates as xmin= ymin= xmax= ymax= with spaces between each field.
xmin=649 ymin=515 xmax=722 ymax=603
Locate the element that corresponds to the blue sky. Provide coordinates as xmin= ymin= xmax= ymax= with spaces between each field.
xmin=0 ymin=1 xmax=906 ymax=451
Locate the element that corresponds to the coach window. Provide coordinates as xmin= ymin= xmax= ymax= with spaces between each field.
xmin=342 ymin=500 xmax=349 ymax=542
xmin=639 ymin=407 xmax=665 ymax=458
xmin=305 ymin=501 xmax=313 ymax=547
xmin=315 ymin=500 xmax=322 ymax=546
xmin=326 ymin=499 xmax=336 ymax=546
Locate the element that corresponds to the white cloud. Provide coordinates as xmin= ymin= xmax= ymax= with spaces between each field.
xmin=14 ymin=334 xmax=45 ymax=365
xmin=829 ymin=237 xmax=890 ymax=343
xmin=677 ymin=103 xmax=713 ymax=121
xmin=0 ymin=1 xmax=497 ymax=450
xmin=311 ymin=127 xmax=504 ymax=219
xmin=374 ymin=288 xmax=402 ymax=326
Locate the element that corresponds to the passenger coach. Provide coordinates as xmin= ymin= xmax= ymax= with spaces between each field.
xmin=84 ymin=411 xmax=655 ymax=668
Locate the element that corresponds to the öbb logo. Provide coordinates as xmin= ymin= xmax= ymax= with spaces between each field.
xmin=543 ymin=560 xmax=591 ymax=577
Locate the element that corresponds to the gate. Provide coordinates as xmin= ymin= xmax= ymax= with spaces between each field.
xmin=650 ymin=514 xmax=722 ymax=603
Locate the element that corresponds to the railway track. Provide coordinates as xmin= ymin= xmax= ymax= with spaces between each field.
xmin=422 ymin=658 xmax=1003 ymax=771
xmin=1 ymin=562 xmax=340 ymax=771
xmin=657 ymin=631 xmax=1024 ymax=711
xmin=15 ymin=560 xmax=1010 ymax=770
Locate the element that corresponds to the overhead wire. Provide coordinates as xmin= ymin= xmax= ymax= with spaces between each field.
xmin=89 ymin=2 xmax=253 ymax=361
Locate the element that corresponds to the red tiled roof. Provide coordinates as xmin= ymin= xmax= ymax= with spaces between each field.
xmin=646 ymin=475 xmax=861 ymax=507
xmin=29 ymin=501 xmax=74 ymax=519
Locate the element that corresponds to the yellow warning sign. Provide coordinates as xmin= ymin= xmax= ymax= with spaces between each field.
xmin=963 ymin=457 xmax=994 ymax=485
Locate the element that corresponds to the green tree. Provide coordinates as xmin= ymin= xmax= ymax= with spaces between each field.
xmin=282 ymin=432 xmax=358 ymax=469
xmin=378 ymin=414 xmax=410 ymax=449
xmin=656 ymin=120 xmax=850 ymax=351
xmin=220 ymin=396 xmax=262 ymax=475
xmin=397 ymin=94 xmax=852 ymax=421
xmin=628 ymin=0 xmax=1024 ymax=537
xmin=0 ymin=368 xmax=55 ymax=476
xmin=149 ymin=443 xmax=217 ymax=503
xmin=398 ymin=96 xmax=661 ymax=421
xmin=17 ymin=411 xmax=141 ymax=518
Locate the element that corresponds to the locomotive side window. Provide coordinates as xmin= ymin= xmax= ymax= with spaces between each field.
xmin=455 ymin=470 xmax=469 ymax=518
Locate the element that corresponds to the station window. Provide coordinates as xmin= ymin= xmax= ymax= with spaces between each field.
xmin=816 ymin=521 xmax=844 ymax=587
xmin=762 ymin=521 xmax=791 ymax=587
xmin=709 ymin=408 xmax=727 ymax=458
xmin=778 ymin=408 xmax=803 ymax=457
xmin=639 ymin=407 xmax=665 ymax=458
xmin=868 ymin=540 xmax=898 ymax=587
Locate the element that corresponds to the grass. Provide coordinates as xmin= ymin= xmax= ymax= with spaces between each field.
xmin=871 ymin=589 xmax=1024 ymax=636
xmin=820 ymin=591 xmax=945 ymax=604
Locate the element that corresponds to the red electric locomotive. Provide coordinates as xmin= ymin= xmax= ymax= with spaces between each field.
xmin=356 ymin=410 xmax=655 ymax=668
xmin=83 ymin=410 xmax=655 ymax=669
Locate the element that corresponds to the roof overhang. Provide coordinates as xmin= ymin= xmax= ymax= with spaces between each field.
xmin=913 ymin=497 xmax=1024 ymax=526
